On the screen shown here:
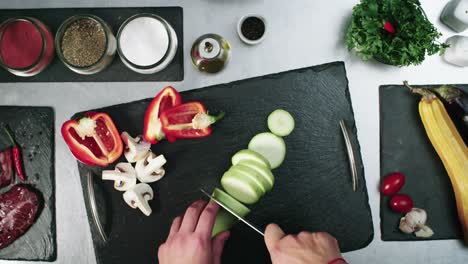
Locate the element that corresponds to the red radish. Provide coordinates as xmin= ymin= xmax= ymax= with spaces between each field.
xmin=383 ymin=21 xmax=396 ymax=34
xmin=390 ymin=194 xmax=413 ymax=213
xmin=381 ymin=172 xmax=406 ymax=196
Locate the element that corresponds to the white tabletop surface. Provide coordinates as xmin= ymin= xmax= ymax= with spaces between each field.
xmin=1 ymin=0 xmax=468 ymax=263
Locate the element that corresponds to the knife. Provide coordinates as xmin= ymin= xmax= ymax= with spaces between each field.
xmin=339 ymin=120 xmax=358 ymax=192
xmin=87 ymin=171 xmax=108 ymax=243
xmin=200 ymin=189 xmax=265 ymax=236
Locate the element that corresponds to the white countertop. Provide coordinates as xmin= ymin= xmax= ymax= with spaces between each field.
xmin=1 ymin=0 xmax=468 ymax=263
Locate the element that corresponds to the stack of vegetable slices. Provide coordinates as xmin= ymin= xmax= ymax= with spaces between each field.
xmin=211 ymin=109 xmax=295 ymax=236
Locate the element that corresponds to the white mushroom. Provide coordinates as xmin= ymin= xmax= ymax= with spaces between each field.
xmin=102 ymin=163 xmax=137 ymax=191
xmin=135 ymin=152 xmax=167 ymax=183
xmin=121 ymin=132 xmax=151 ymax=163
xmin=123 ymin=183 xmax=154 ymax=216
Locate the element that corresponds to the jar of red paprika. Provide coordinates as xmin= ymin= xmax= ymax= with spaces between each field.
xmin=0 ymin=17 xmax=55 ymax=77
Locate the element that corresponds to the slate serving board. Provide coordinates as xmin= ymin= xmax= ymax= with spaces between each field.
xmin=0 ymin=106 xmax=56 ymax=261
xmin=75 ymin=62 xmax=373 ymax=264
xmin=380 ymin=85 xmax=467 ymax=241
xmin=0 ymin=7 xmax=183 ymax=82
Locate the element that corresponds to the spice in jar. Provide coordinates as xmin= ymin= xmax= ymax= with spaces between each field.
xmin=117 ymin=14 xmax=178 ymax=74
xmin=0 ymin=17 xmax=54 ymax=76
xmin=60 ymin=18 xmax=106 ymax=67
xmin=241 ymin=16 xmax=265 ymax=41
xmin=118 ymin=16 xmax=169 ymax=67
xmin=0 ymin=20 xmax=42 ymax=68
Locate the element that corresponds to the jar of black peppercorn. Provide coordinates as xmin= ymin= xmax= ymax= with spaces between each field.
xmin=55 ymin=15 xmax=116 ymax=75
xmin=237 ymin=14 xmax=267 ymax=45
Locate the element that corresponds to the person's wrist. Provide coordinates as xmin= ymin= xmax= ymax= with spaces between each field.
xmin=328 ymin=258 xmax=347 ymax=264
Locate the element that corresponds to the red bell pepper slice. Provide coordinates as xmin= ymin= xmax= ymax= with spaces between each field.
xmin=61 ymin=112 xmax=123 ymax=167
xmin=143 ymin=86 xmax=182 ymax=144
xmin=160 ymin=102 xmax=224 ymax=140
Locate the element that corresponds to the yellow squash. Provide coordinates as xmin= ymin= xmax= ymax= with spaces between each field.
xmin=406 ymin=82 xmax=468 ymax=242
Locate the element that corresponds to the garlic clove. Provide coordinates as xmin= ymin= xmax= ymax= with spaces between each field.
xmin=415 ymin=225 xmax=434 ymax=238
xmin=399 ymin=217 xmax=416 ymax=234
xmin=405 ymin=208 xmax=427 ymax=226
xmin=123 ymin=183 xmax=154 ymax=216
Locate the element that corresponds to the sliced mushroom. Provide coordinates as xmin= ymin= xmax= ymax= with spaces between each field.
xmin=121 ymin=132 xmax=151 ymax=163
xmin=135 ymin=152 xmax=167 ymax=183
xmin=123 ymin=183 xmax=154 ymax=216
xmin=102 ymin=163 xmax=137 ymax=191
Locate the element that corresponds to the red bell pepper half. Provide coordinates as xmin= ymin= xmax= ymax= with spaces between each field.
xmin=160 ymin=102 xmax=224 ymax=140
xmin=61 ymin=112 xmax=123 ymax=167
xmin=143 ymin=86 xmax=182 ymax=144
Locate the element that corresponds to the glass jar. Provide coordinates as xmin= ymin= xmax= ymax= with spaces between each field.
xmin=55 ymin=14 xmax=116 ymax=75
xmin=117 ymin=14 xmax=178 ymax=74
xmin=0 ymin=17 xmax=54 ymax=77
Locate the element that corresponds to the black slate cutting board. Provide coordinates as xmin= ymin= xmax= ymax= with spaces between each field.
xmin=0 ymin=7 xmax=183 ymax=82
xmin=380 ymin=85 xmax=467 ymax=241
xmin=0 ymin=106 xmax=56 ymax=261
xmin=76 ymin=62 xmax=373 ymax=264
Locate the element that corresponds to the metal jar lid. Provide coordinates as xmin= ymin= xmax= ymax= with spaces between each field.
xmin=191 ymin=34 xmax=231 ymax=73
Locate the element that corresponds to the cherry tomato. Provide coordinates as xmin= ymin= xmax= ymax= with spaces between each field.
xmin=381 ymin=172 xmax=406 ymax=196
xmin=390 ymin=194 xmax=413 ymax=213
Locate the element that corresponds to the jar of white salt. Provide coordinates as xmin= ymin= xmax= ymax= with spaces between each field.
xmin=441 ymin=0 xmax=468 ymax=32
xmin=117 ymin=14 xmax=177 ymax=74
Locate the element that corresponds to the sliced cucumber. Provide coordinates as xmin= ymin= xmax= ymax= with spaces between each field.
xmin=238 ymin=160 xmax=274 ymax=191
xmin=221 ymin=170 xmax=264 ymax=204
xmin=268 ymin=109 xmax=295 ymax=137
xmin=248 ymin=132 xmax=286 ymax=169
xmin=211 ymin=188 xmax=251 ymax=237
xmin=230 ymin=164 xmax=269 ymax=193
xmin=231 ymin=149 xmax=271 ymax=169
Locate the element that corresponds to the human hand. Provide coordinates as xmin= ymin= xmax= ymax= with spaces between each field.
xmin=158 ymin=200 xmax=230 ymax=264
xmin=264 ymin=224 xmax=345 ymax=264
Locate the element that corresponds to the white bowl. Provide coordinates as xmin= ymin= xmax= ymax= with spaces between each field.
xmin=237 ymin=14 xmax=267 ymax=45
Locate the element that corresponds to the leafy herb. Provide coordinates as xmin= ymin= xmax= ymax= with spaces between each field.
xmin=346 ymin=0 xmax=448 ymax=66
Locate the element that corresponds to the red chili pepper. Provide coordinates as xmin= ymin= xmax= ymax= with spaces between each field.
xmin=383 ymin=21 xmax=396 ymax=34
xmin=61 ymin=112 xmax=123 ymax=167
xmin=160 ymin=102 xmax=224 ymax=140
xmin=3 ymin=127 xmax=26 ymax=182
xmin=143 ymin=86 xmax=182 ymax=144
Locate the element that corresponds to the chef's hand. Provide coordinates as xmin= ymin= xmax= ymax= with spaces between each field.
xmin=265 ymin=224 xmax=345 ymax=264
xmin=158 ymin=200 xmax=230 ymax=264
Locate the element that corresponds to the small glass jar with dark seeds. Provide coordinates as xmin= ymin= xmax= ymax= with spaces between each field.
xmin=55 ymin=14 xmax=116 ymax=75
xmin=237 ymin=14 xmax=267 ymax=45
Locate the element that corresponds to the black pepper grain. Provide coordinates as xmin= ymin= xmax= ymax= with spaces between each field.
xmin=241 ymin=17 xmax=265 ymax=41
xmin=61 ymin=18 xmax=106 ymax=67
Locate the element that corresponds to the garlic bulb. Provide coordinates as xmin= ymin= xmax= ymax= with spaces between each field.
xmin=399 ymin=208 xmax=434 ymax=238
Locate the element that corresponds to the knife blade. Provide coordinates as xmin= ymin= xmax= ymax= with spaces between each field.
xmin=200 ymin=189 xmax=264 ymax=236
xmin=87 ymin=171 xmax=108 ymax=243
